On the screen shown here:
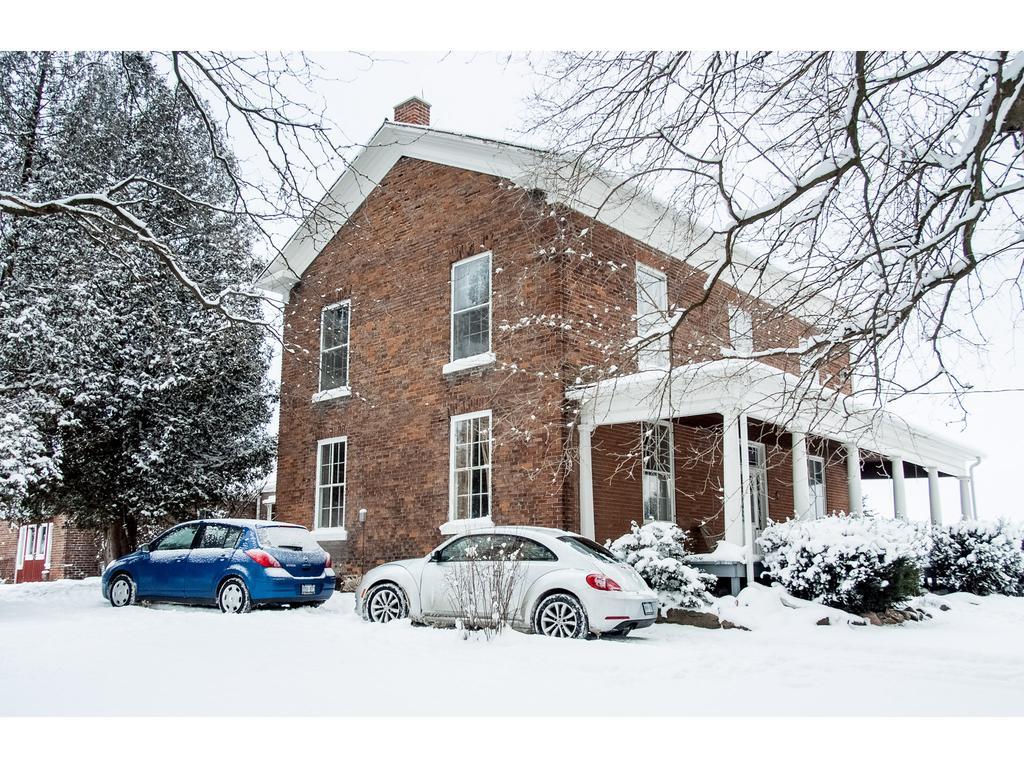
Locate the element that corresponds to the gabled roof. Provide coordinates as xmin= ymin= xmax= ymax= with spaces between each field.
xmin=256 ymin=121 xmax=832 ymax=319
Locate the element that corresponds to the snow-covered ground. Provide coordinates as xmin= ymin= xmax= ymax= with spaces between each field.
xmin=1 ymin=578 xmax=1022 ymax=716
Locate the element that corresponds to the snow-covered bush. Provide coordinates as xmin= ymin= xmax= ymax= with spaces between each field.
xmin=607 ymin=521 xmax=716 ymax=611
xmin=757 ymin=514 xmax=930 ymax=613
xmin=929 ymin=520 xmax=1024 ymax=596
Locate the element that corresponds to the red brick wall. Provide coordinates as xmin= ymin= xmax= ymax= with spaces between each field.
xmin=0 ymin=516 xmax=102 ymax=582
xmin=276 ymin=159 xmax=573 ymax=576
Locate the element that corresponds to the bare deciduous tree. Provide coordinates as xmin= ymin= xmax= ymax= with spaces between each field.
xmin=528 ymin=51 xmax=1024 ymax=411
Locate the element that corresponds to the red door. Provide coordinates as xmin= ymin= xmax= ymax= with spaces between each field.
xmin=14 ymin=523 xmax=52 ymax=583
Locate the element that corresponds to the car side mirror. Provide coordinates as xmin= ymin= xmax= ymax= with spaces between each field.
xmin=137 ymin=543 xmax=151 ymax=553
xmin=428 ymin=550 xmax=442 ymax=563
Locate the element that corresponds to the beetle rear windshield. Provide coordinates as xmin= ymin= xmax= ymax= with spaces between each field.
xmin=558 ymin=536 xmax=619 ymax=564
xmin=257 ymin=526 xmax=319 ymax=552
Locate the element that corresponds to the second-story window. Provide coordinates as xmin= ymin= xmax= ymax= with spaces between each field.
xmin=319 ymin=300 xmax=350 ymax=393
xmin=451 ymin=252 xmax=491 ymax=363
xmin=728 ymin=305 xmax=754 ymax=355
xmin=635 ymin=262 xmax=670 ymax=370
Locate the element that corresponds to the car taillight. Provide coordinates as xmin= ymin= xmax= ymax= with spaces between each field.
xmin=245 ymin=549 xmax=281 ymax=568
xmin=586 ymin=573 xmax=622 ymax=592
xmin=324 ymin=552 xmax=332 ymax=569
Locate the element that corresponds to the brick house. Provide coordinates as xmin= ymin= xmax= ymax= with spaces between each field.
xmin=259 ymin=97 xmax=982 ymax=588
xmin=0 ymin=517 xmax=103 ymax=584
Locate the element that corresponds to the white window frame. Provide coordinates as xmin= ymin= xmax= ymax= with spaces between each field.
xmin=313 ymin=436 xmax=348 ymax=539
xmin=635 ymin=262 xmax=670 ymax=371
xmin=808 ymin=455 xmax=827 ymax=519
xmin=446 ymin=251 xmax=493 ymax=372
xmin=747 ymin=440 xmax=770 ymax=531
xmin=641 ymin=420 xmax=676 ymax=523
xmin=729 ymin=305 xmax=754 ymax=355
xmin=315 ymin=299 xmax=351 ymax=402
xmin=448 ymin=410 xmax=493 ymax=525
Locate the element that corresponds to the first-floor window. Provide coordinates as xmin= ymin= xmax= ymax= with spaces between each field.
xmin=642 ymin=421 xmax=674 ymax=522
xmin=316 ymin=437 xmax=347 ymax=529
xmin=808 ymin=455 xmax=826 ymax=518
xmin=451 ymin=411 xmax=491 ymax=520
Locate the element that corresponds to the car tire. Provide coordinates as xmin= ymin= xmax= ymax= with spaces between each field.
xmin=533 ymin=593 xmax=589 ymax=639
xmin=364 ymin=583 xmax=408 ymax=623
xmin=218 ymin=577 xmax=252 ymax=614
xmin=108 ymin=574 xmax=136 ymax=608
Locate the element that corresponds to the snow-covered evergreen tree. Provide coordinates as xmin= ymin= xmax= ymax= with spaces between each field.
xmin=0 ymin=52 xmax=274 ymax=556
xmin=607 ymin=520 xmax=716 ymax=612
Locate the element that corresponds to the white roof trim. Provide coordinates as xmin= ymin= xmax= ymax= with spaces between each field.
xmin=256 ymin=122 xmax=833 ymax=319
xmin=568 ymin=359 xmax=983 ymax=477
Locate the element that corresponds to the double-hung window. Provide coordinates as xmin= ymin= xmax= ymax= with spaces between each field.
xmin=450 ymin=252 xmax=492 ymax=365
xmin=635 ymin=263 xmax=670 ymax=370
xmin=641 ymin=421 xmax=674 ymax=522
xmin=318 ymin=301 xmax=350 ymax=397
xmin=728 ymin=305 xmax=754 ymax=355
xmin=315 ymin=437 xmax=347 ymax=530
xmin=450 ymin=411 xmax=492 ymax=521
xmin=808 ymin=455 xmax=826 ymax=518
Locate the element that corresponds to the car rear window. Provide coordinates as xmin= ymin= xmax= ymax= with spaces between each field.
xmin=558 ymin=536 xmax=619 ymax=564
xmin=257 ymin=526 xmax=319 ymax=552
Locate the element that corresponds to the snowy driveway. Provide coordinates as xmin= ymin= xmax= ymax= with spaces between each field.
xmin=1 ymin=578 xmax=1022 ymax=716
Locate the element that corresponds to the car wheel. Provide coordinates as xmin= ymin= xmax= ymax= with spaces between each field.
xmin=109 ymin=574 xmax=136 ymax=608
xmin=218 ymin=577 xmax=252 ymax=614
xmin=365 ymin=583 xmax=407 ymax=623
xmin=534 ymin=593 xmax=589 ymax=639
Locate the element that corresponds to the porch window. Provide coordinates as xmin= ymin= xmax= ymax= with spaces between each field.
xmin=451 ymin=252 xmax=491 ymax=363
xmin=729 ymin=305 xmax=754 ymax=355
xmin=635 ymin=262 xmax=670 ymax=370
xmin=315 ymin=437 xmax=347 ymax=529
xmin=808 ymin=455 xmax=826 ymax=518
xmin=642 ymin=421 xmax=674 ymax=522
xmin=319 ymin=301 xmax=351 ymax=393
xmin=450 ymin=411 xmax=491 ymax=520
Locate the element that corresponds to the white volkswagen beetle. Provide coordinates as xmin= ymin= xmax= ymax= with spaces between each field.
xmin=355 ymin=526 xmax=659 ymax=638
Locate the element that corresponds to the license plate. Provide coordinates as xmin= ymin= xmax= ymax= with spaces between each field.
xmin=301 ymin=584 xmax=316 ymax=595
xmin=642 ymin=602 xmax=655 ymax=616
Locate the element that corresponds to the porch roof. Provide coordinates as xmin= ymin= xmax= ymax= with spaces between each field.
xmin=567 ymin=359 xmax=983 ymax=478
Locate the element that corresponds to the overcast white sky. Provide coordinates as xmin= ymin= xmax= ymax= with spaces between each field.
xmin=269 ymin=51 xmax=1022 ymax=524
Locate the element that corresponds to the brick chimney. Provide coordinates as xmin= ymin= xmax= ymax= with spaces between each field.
xmin=393 ymin=96 xmax=431 ymax=126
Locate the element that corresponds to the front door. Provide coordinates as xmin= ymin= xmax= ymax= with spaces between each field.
xmin=184 ymin=523 xmax=242 ymax=599
xmin=14 ymin=523 xmax=52 ymax=583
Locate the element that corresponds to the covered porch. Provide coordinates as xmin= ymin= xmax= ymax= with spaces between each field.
xmin=569 ymin=360 xmax=984 ymax=592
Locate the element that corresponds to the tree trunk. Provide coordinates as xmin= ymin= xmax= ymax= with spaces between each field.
xmin=105 ymin=513 xmax=139 ymax=561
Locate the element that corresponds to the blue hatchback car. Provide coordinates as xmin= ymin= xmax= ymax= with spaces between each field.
xmin=101 ymin=519 xmax=335 ymax=613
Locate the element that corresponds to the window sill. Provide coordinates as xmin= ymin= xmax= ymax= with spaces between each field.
xmin=311 ymin=527 xmax=348 ymax=542
xmin=439 ymin=516 xmax=494 ymax=536
xmin=312 ymin=386 xmax=351 ymax=404
xmin=442 ymin=351 xmax=495 ymax=376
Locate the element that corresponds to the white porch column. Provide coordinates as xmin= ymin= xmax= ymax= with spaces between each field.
xmin=578 ymin=424 xmax=596 ymax=539
xmin=958 ymin=476 xmax=973 ymax=522
xmin=722 ymin=413 xmax=744 ymax=549
xmin=891 ymin=456 xmax=907 ymax=520
xmin=845 ymin=443 xmax=863 ymax=515
xmin=791 ymin=431 xmax=810 ymax=519
xmin=927 ymin=467 xmax=943 ymax=526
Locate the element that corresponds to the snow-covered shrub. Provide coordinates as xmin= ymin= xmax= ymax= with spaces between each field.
xmin=929 ymin=520 xmax=1024 ymax=596
xmin=757 ymin=514 xmax=930 ymax=613
xmin=607 ymin=521 xmax=716 ymax=611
